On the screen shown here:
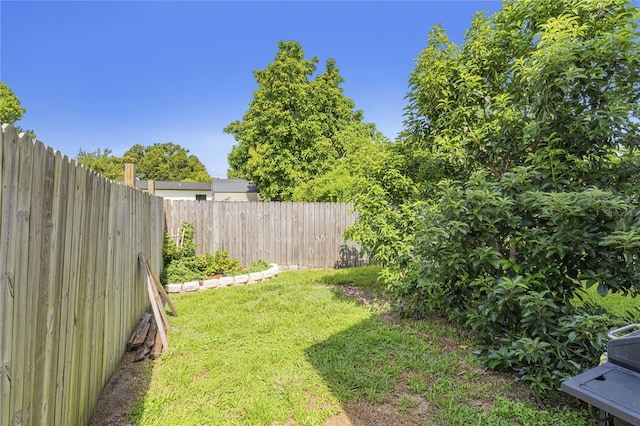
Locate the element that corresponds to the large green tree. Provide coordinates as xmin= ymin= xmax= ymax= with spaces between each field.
xmin=292 ymin=122 xmax=414 ymax=204
xmin=77 ymin=148 xmax=124 ymax=180
xmin=122 ymin=142 xmax=211 ymax=182
xmin=350 ymin=0 xmax=640 ymax=397
xmin=400 ymin=0 xmax=640 ymax=188
xmin=225 ymin=41 xmax=371 ymax=201
xmin=78 ymin=142 xmax=211 ymax=182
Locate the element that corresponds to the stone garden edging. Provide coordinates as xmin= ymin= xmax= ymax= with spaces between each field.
xmin=165 ymin=264 xmax=281 ymax=293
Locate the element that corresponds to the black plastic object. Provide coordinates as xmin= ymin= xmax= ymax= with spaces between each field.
xmin=561 ymin=325 xmax=640 ymax=426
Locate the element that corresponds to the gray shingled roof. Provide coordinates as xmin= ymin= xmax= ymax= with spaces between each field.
xmin=135 ymin=181 xmax=212 ymax=191
xmin=131 ymin=179 xmax=257 ymax=193
xmin=212 ymin=178 xmax=258 ymax=193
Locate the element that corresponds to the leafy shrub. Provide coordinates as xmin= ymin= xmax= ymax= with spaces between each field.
xmin=161 ymin=260 xmax=202 ymax=284
xmin=179 ymin=223 xmax=197 ymax=258
xmin=163 ymin=222 xmax=197 ymax=266
xmin=161 ymin=222 xmax=243 ymax=283
xmin=245 ymin=259 xmax=271 ymax=274
xmin=347 ymin=0 xmax=640 ymax=402
xmin=198 ymin=251 xmax=241 ymax=277
xmin=376 ymin=168 xmax=638 ymax=397
xmin=162 ymin=230 xmax=181 ymax=266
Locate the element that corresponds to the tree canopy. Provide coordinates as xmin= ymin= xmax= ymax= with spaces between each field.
xmin=292 ymin=122 xmax=413 ymax=203
xmin=77 ymin=142 xmax=212 ymax=182
xmin=349 ymin=0 xmax=640 ymax=397
xmin=225 ymin=40 xmax=376 ymax=201
xmin=0 ymin=82 xmax=34 ymax=137
xmin=122 ymin=142 xmax=211 ymax=182
xmin=400 ymin=0 xmax=640 ymax=189
xmin=77 ymin=148 xmax=124 ymax=180
xmin=0 ymin=82 xmax=26 ymax=125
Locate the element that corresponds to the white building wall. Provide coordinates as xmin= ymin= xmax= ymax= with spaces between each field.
xmin=154 ymin=189 xmax=213 ymax=201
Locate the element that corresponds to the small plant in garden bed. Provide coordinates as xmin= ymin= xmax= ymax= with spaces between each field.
xmin=161 ymin=222 xmax=272 ymax=284
xmin=161 ymin=262 xmax=201 ymax=285
xmin=243 ymin=259 xmax=272 ymax=274
xmin=197 ymin=251 xmax=242 ymax=277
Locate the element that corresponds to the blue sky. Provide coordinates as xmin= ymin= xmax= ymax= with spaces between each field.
xmin=1 ymin=1 xmax=501 ymax=178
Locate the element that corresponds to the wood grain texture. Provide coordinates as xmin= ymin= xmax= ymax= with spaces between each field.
xmin=164 ymin=200 xmax=365 ymax=269
xmin=0 ymin=126 xmax=164 ymax=425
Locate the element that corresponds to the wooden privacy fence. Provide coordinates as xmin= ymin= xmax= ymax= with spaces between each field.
xmin=164 ymin=200 xmax=366 ymax=269
xmin=0 ymin=125 xmax=164 ymax=425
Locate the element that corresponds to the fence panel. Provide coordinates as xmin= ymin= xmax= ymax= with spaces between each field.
xmin=164 ymin=200 xmax=365 ymax=269
xmin=0 ymin=125 xmax=164 ymax=425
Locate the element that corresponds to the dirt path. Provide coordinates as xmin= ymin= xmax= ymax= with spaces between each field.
xmin=89 ymin=352 xmax=151 ymax=426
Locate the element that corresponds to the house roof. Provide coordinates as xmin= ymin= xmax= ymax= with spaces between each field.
xmin=131 ymin=178 xmax=258 ymax=193
xmin=213 ymin=178 xmax=258 ymax=193
xmin=135 ymin=181 xmax=212 ymax=191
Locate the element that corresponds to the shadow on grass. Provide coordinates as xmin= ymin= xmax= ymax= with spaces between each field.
xmin=305 ymin=280 xmax=436 ymax=425
xmin=305 ymin=317 xmax=438 ymax=426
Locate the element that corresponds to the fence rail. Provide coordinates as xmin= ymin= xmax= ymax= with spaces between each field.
xmin=0 ymin=125 xmax=164 ymax=425
xmin=164 ymin=200 xmax=365 ymax=269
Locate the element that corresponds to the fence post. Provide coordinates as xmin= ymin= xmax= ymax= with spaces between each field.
xmin=124 ymin=163 xmax=135 ymax=187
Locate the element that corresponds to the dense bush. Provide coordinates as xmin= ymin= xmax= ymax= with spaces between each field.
xmin=162 ymin=222 xmax=196 ymax=266
xmin=161 ymin=222 xmax=268 ymax=284
xmin=347 ymin=0 xmax=640 ymax=400
xmin=196 ymin=251 xmax=241 ymax=277
xmin=161 ymin=261 xmax=202 ymax=285
xmin=374 ymin=167 xmax=639 ymax=397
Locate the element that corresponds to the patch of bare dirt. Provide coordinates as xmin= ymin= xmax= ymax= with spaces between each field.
xmin=323 ymin=411 xmax=354 ymax=426
xmin=321 ymin=362 xmax=532 ymax=426
xmin=337 ymin=285 xmax=400 ymax=322
xmin=89 ymin=352 xmax=151 ymax=426
xmin=328 ymin=285 xmax=537 ymax=425
xmin=338 ymin=285 xmax=378 ymax=307
xmin=322 ymin=371 xmax=436 ymax=426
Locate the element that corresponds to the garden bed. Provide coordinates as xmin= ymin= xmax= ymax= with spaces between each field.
xmin=165 ymin=263 xmax=281 ymax=293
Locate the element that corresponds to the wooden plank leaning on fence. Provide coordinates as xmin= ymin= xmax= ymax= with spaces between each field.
xmin=137 ymin=253 xmax=177 ymax=355
xmin=143 ymin=258 xmax=178 ymax=317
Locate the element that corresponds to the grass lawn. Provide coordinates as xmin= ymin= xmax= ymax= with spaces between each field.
xmin=133 ymin=267 xmax=593 ymax=425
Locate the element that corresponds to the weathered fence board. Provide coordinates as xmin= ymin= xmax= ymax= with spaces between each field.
xmin=1 ymin=125 xmax=19 ymax=426
xmin=0 ymin=125 xmax=164 ymax=425
xmin=11 ymin=129 xmax=34 ymax=424
xmin=41 ymin=150 xmax=66 ymax=423
xmin=163 ymin=200 xmax=365 ymax=269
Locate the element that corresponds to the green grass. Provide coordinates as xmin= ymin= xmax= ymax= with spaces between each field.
xmin=133 ymin=267 xmax=593 ymax=425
